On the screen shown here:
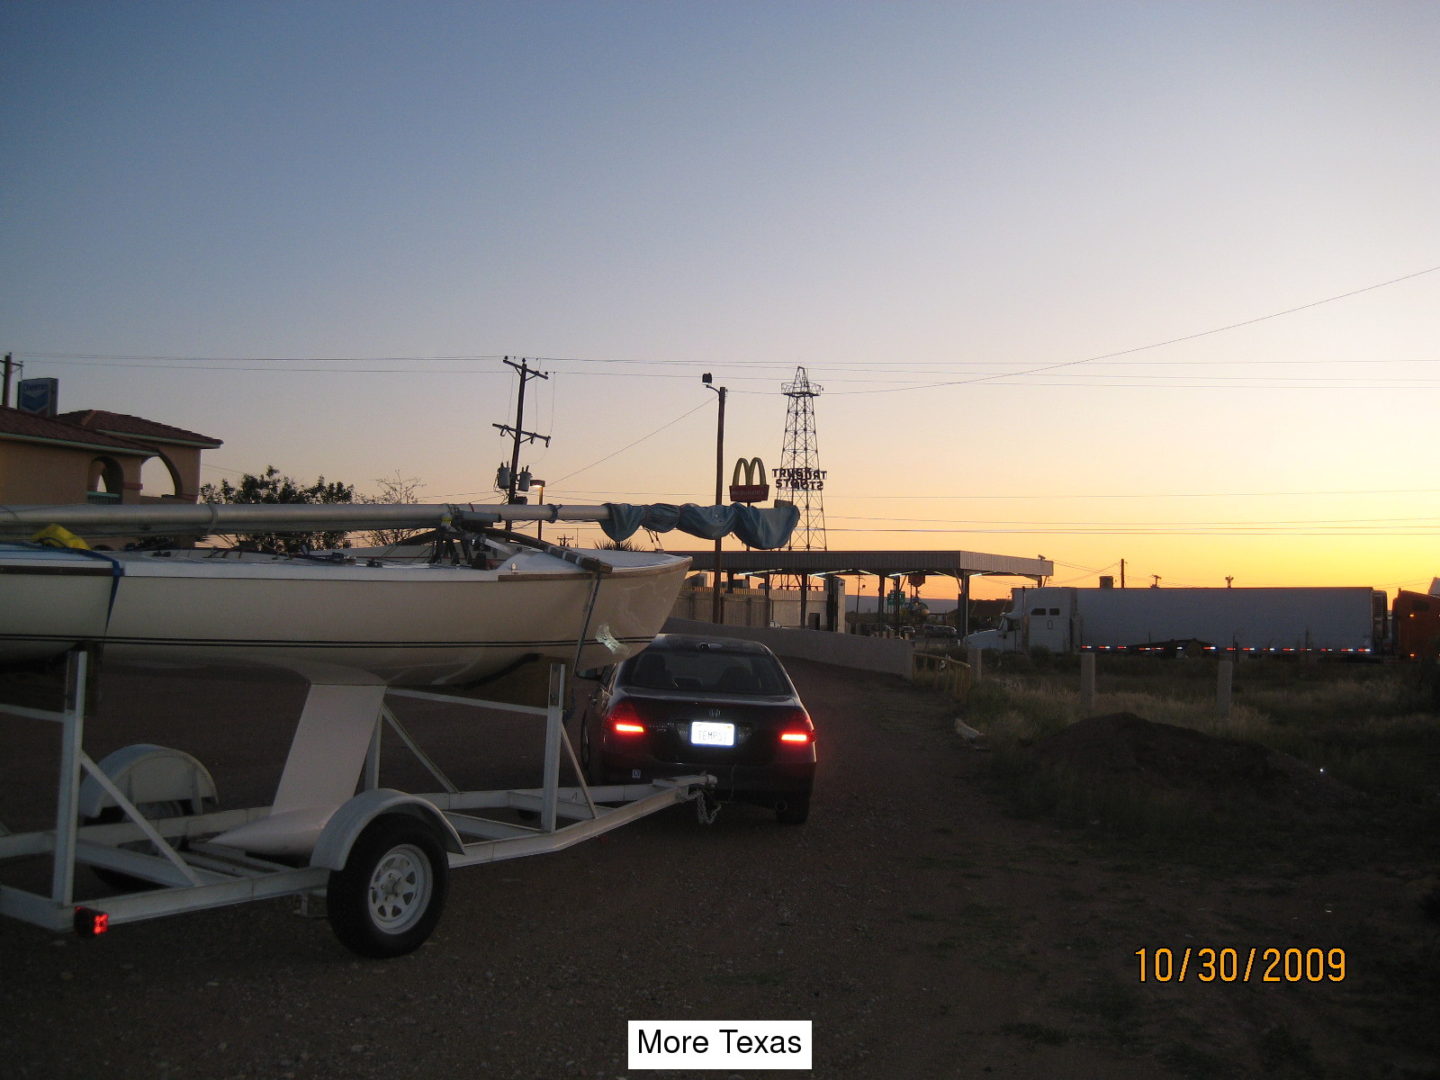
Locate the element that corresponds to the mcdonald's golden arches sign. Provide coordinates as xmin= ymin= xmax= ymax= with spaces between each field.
xmin=729 ymin=457 xmax=769 ymax=503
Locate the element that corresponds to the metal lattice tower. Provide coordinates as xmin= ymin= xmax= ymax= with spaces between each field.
xmin=777 ymin=366 xmax=827 ymax=551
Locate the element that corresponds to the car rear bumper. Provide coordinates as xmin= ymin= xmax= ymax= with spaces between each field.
xmin=595 ymin=754 xmax=814 ymax=802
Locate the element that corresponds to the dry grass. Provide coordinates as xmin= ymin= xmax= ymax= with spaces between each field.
xmin=964 ymin=655 xmax=1440 ymax=845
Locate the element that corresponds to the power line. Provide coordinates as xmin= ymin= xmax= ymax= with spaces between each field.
xmin=826 ymin=264 xmax=1440 ymax=396
xmin=830 ymin=513 xmax=1440 ymax=527
xmin=20 ymin=355 xmax=1440 ymax=388
xmin=547 ymin=400 xmax=713 ymax=484
xmin=823 ymin=527 xmax=1440 ymax=538
xmin=14 ymin=262 xmax=1439 ymax=385
xmin=836 ymin=487 xmax=1440 ymax=501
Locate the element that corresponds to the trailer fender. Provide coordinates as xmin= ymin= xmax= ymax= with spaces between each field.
xmin=77 ymin=743 xmax=219 ymax=819
xmin=309 ymin=789 xmax=464 ymax=872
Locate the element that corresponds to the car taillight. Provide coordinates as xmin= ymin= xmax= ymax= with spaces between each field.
xmin=608 ymin=699 xmax=647 ymax=736
xmin=778 ymin=707 xmax=814 ymax=745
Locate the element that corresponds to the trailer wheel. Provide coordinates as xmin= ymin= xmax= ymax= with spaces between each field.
xmin=327 ymin=815 xmax=449 ymax=959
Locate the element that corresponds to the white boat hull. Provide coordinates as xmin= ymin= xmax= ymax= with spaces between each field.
xmin=0 ymin=544 xmax=689 ymax=685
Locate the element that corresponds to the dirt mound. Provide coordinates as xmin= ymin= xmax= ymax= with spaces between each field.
xmin=1026 ymin=712 xmax=1360 ymax=820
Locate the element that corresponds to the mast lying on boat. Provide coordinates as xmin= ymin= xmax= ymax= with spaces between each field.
xmin=0 ymin=500 xmax=800 ymax=548
xmin=0 ymin=501 xmax=609 ymax=538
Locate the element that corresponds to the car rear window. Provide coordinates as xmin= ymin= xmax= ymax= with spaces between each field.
xmin=623 ymin=650 xmax=789 ymax=695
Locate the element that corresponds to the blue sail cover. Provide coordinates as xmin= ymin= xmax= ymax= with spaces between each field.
xmin=601 ymin=503 xmax=800 ymax=549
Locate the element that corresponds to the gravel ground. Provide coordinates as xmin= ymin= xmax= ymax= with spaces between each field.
xmin=0 ymin=658 xmax=1434 ymax=1079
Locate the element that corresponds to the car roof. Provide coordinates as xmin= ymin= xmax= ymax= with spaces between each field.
xmin=642 ymin=633 xmax=777 ymax=658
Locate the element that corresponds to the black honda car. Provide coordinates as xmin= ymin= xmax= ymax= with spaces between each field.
xmin=576 ymin=634 xmax=816 ymax=824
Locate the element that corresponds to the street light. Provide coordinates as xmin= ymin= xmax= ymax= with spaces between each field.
xmin=702 ymin=373 xmax=725 ymax=624
xmin=532 ymin=480 xmax=547 ymax=540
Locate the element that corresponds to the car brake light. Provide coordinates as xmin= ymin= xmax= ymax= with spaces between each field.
xmin=607 ymin=699 xmax=647 ymax=736
xmin=778 ymin=706 xmax=814 ymax=745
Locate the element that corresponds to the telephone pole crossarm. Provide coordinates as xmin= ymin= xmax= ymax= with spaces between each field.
xmin=495 ymin=357 xmax=551 ymax=503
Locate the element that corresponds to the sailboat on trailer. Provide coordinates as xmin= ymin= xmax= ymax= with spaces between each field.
xmin=0 ymin=500 xmax=798 ymax=685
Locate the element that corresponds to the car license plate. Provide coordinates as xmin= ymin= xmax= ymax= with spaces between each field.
xmin=690 ymin=721 xmax=735 ymax=747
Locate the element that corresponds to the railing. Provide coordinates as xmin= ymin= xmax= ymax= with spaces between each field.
xmin=911 ymin=651 xmax=973 ymax=699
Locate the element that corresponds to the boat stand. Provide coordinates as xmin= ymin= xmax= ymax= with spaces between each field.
xmin=0 ymin=648 xmax=713 ymax=957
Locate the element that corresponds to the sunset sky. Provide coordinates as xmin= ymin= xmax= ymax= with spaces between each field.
xmin=3 ymin=2 xmax=1437 ymax=601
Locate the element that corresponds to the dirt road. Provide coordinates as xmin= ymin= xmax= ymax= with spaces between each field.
xmin=0 ymin=658 xmax=1433 ymax=1078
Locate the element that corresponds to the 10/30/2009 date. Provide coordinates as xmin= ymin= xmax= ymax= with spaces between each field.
xmin=1136 ymin=947 xmax=1346 ymax=983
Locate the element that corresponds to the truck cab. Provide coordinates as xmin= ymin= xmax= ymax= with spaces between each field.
xmin=963 ymin=588 xmax=1074 ymax=652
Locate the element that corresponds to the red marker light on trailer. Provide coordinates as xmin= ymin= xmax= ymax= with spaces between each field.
xmin=73 ymin=907 xmax=109 ymax=937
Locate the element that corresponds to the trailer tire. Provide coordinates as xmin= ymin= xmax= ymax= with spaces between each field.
xmin=327 ymin=814 xmax=449 ymax=959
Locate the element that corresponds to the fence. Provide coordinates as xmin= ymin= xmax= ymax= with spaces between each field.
xmin=911 ymin=652 xmax=973 ymax=699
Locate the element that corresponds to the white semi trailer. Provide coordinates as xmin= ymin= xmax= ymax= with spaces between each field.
xmin=964 ymin=586 xmax=1383 ymax=655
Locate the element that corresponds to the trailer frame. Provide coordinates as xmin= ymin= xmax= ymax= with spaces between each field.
xmin=0 ymin=647 xmax=714 ymax=955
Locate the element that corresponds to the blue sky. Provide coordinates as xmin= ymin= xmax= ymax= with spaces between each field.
xmin=3 ymin=1 xmax=1438 ymax=596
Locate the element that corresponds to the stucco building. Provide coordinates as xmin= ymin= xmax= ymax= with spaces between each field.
xmin=0 ymin=406 xmax=222 ymax=507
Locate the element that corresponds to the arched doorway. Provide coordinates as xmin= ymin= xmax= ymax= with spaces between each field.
xmin=87 ymin=457 xmax=124 ymax=503
xmin=140 ymin=452 xmax=182 ymax=499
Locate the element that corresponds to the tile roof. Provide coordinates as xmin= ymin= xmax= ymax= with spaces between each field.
xmin=0 ymin=407 xmax=153 ymax=454
xmin=57 ymin=410 xmax=223 ymax=448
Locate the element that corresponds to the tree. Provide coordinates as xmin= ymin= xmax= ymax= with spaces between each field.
xmin=358 ymin=472 xmax=427 ymax=547
xmin=199 ymin=465 xmax=356 ymax=553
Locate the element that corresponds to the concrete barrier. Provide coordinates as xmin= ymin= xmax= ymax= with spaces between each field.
xmin=662 ymin=618 xmax=914 ymax=678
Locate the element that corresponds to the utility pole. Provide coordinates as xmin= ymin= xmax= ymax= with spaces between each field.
xmin=2 ymin=353 xmax=15 ymax=409
xmin=492 ymin=357 xmax=551 ymax=504
xmin=703 ymin=374 xmax=726 ymax=624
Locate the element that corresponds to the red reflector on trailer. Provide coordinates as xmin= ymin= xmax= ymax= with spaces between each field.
xmin=73 ymin=907 xmax=109 ymax=937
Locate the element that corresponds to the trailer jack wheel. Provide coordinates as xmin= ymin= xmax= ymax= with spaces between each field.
xmin=327 ymin=815 xmax=449 ymax=959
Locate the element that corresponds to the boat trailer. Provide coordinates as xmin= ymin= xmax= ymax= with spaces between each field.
xmin=0 ymin=649 xmax=715 ymax=958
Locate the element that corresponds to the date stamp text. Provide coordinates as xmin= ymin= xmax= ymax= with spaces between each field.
xmin=1136 ymin=947 xmax=1346 ymax=983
